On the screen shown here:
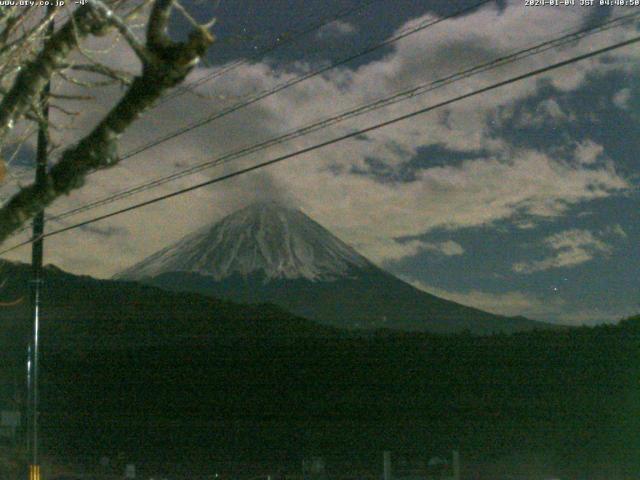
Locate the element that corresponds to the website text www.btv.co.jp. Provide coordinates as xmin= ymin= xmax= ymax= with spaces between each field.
xmin=0 ymin=0 xmax=65 ymax=6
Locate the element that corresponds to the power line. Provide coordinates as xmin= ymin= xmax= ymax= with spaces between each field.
xmin=1 ymin=32 xmax=637 ymax=256
xmin=30 ymin=10 xmax=640 ymax=229
xmin=8 ymin=2 xmax=384 ymax=168
xmin=157 ymin=0 xmax=385 ymax=107
xmin=106 ymin=0 xmax=495 ymax=163
xmin=5 ymin=0 xmax=496 ymax=233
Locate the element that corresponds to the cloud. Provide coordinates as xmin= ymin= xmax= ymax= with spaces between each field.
xmin=359 ymin=239 xmax=464 ymax=263
xmin=513 ymin=229 xmax=612 ymax=274
xmin=316 ymin=20 xmax=357 ymax=39
xmin=406 ymin=278 xmax=565 ymax=319
xmin=513 ymin=98 xmax=574 ymax=128
xmin=425 ymin=240 xmax=465 ymax=256
xmin=313 ymin=148 xmax=628 ymax=264
xmin=555 ymin=308 xmax=637 ymax=326
xmin=606 ymin=223 xmax=627 ymax=238
xmin=613 ymin=87 xmax=631 ymax=110
xmin=574 ymin=140 xmax=604 ymax=165
xmin=406 ymin=279 xmax=630 ymax=326
xmin=1 ymin=0 xmax=635 ymax=280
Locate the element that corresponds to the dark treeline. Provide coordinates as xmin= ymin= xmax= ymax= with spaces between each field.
xmin=0 ymin=260 xmax=637 ymax=477
xmin=14 ymin=316 xmax=639 ymax=478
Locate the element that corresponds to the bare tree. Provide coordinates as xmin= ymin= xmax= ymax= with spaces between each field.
xmin=0 ymin=1 xmax=215 ymax=245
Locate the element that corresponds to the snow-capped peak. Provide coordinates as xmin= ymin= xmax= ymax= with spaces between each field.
xmin=117 ymin=202 xmax=373 ymax=282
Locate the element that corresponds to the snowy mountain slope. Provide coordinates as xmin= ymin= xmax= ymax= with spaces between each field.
xmin=117 ymin=202 xmax=552 ymax=334
xmin=117 ymin=202 xmax=371 ymax=282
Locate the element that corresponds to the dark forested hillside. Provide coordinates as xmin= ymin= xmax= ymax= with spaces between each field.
xmin=0 ymin=260 xmax=336 ymax=353
xmin=1 ymin=257 xmax=638 ymax=478
xmin=29 ymin=318 xmax=640 ymax=479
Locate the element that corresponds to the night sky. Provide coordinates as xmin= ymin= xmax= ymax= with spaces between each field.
xmin=1 ymin=0 xmax=638 ymax=325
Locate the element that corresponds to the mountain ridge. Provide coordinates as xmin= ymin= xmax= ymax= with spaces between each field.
xmin=117 ymin=202 xmax=372 ymax=282
xmin=0 ymin=258 xmax=337 ymax=352
xmin=117 ymin=202 xmax=553 ymax=334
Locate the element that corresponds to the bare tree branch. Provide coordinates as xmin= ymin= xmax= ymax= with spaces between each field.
xmin=86 ymin=0 xmax=152 ymax=63
xmin=0 ymin=7 xmax=109 ymax=147
xmin=0 ymin=1 xmax=214 ymax=244
xmin=67 ymin=63 xmax=133 ymax=86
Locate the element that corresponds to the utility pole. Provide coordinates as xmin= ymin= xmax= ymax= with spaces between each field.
xmin=383 ymin=451 xmax=392 ymax=480
xmin=27 ymin=7 xmax=54 ymax=480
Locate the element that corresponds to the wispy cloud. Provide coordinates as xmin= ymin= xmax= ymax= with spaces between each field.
xmin=606 ymin=224 xmax=627 ymax=239
xmin=513 ymin=229 xmax=612 ymax=274
xmin=573 ymin=140 xmax=604 ymax=165
xmin=359 ymin=239 xmax=464 ymax=263
xmin=405 ymin=278 xmax=565 ymax=319
xmin=512 ymin=98 xmax=574 ymax=128
xmin=406 ymin=279 xmax=631 ymax=326
xmin=423 ymin=240 xmax=465 ymax=256
xmin=613 ymin=87 xmax=631 ymax=110
xmin=2 ymin=0 xmax=635 ymax=283
xmin=316 ymin=20 xmax=357 ymax=40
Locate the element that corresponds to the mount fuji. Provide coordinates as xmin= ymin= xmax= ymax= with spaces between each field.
xmin=116 ymin=202 xmax=548 ymax=334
